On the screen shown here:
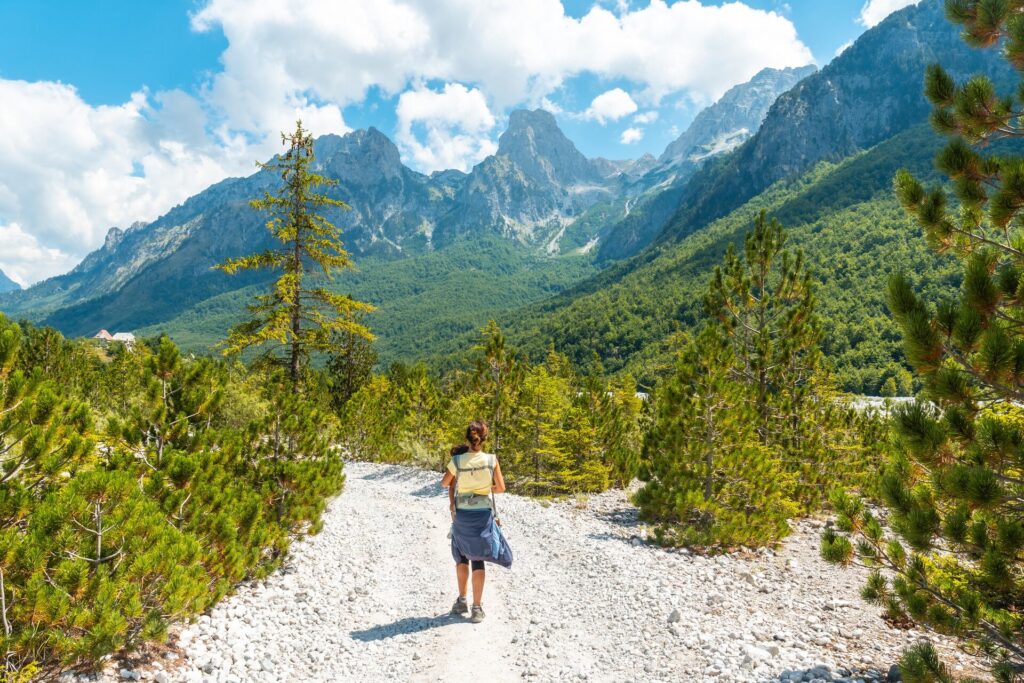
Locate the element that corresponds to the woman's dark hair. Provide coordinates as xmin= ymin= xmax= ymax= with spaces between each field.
xmin=465 ymin=420 xmax=489 ymax=450
xmin=450 ymin=444 xmax=469 ymax=457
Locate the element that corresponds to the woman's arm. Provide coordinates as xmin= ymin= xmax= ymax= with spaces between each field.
xmin=492 ymin=461 xmax=506 ymax=494
xmin=441 ymin=469 xmax=456 ymax=520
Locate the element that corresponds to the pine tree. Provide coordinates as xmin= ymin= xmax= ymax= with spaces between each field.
xmin=823 ymin=3 xmax=1024 ymax=677
xmin=579 ymin=355 xmax=643 ymax=487
xmin=325 ymin=313 xmax=377 ymax=412
xmin=0 ymin=319 xmax=348 ymax=674
xmin=339 ymin=375 xmax=404 ymax=462
xmin=563 ymin=356 xmax=614 ymax=492
xmin=0 ymin=316 xmax=93 ymax=516
xmin=509 ymin=364 xmax=573 ymax=495
xmin=705 ymin=210 xmax=842 ymax=510
xmin=394 ymin=365 xmax=446 ymax=466
xmin=108 ymin=336 xmax=223 ymax=469
xmin=472 ymin=321 xmax=524 ymax=456
xmin=636 ymin=329 xmax=795 ymax=548
xmin=14 ymin=469 xmax=209 ymax=665
xmin=218 ymin=121 xmax=374 ymax=387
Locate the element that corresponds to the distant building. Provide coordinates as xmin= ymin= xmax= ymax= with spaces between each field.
xmin=93 ymin=329 xmax=135 ymax=347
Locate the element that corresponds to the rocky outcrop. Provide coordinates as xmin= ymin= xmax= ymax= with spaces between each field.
xmin=436 ymin=109 xmax=615 ymax=245
xmin=0 ymin=269 xmax=20 ymax=294
xmin=659 ymin=65 xmax=817 ymax=167
xmin=595 ymin=66 xmax=816 ymax=261
xmin=0 ymin=110 xmax=616 ymax=333
xmin=657 ymin=0 xmax=1015 ymax=245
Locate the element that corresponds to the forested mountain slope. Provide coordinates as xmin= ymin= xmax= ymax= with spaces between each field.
xmin=488 ymin=125 xmax=969 ymax=394
xmin=592 ymin=65 xmax=817 ymax=262
xmin=0 ymin=69 xmax=815 ymax=359
xmin=134 ymin=236 xmax=596 ymax=361
xmin=0 ymin=113 xmax=610 ymax=344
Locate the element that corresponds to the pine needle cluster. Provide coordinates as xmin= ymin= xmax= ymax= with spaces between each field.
xmin=822 ymin=2 xmax=1024 ymax=679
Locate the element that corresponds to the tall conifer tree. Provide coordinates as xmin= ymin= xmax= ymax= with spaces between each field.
xmin=635 ymin=329 xmax=795 ymax=548
xmin=218 ymin=121 xmax=374 ymax=387
xmin=824 ymin=2 xmax=1024 ymax=678
xmin=472 ymin=321 xmax=524 ymax=456
xmin=705 ymin=210 xmax=839 ymax=509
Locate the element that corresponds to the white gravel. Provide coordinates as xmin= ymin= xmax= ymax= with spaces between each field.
xmin=86 ymin=461 xmax=986 ymax=683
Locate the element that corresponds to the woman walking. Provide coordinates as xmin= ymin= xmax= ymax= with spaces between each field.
xmin=440 ymin=420 xmax=512 ymax=623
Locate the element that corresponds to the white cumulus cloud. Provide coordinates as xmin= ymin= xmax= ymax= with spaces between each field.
xmin=193 ymin=0 xmax=813 ymax=107
xmin=0 ymin=223 xmax=80 ymax=288
xmin=3 ymin=0 xmax=816 ymax=285
xmin=0 ymin=78 xmax=340 ymax=286
xmin=0 ymin=81 xmax=239 ymax=284
xmin=620 ymin=127 xmax=643 ymax=144
xmin=585 ymin=88 xmax=639 ymax=124
xmin=858 ymin=0 xmax=919 ymax=27
xmin=633 ymin=110 xmax=659 ymax=124
xmin=395 ymin=83 xmax=497 ymax=172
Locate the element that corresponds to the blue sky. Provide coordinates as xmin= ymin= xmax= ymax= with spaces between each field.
xmin=0 ymin=0 xmax=918 ymax=285
xmin=1 ymin=0 xmax=871 ymax=159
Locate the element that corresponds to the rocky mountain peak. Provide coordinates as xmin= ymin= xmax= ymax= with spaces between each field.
xmin=659 ymin=64 xmax=817 ymax=166
xmin=0 ymin=269 xmax=20 ymax=294
xmin=103 ymin=226 xmax=125 ymax=251
xmin=496 ymin=109 xmax=601 ymax=186
xmin=317 ymin=127 xmax=405 ymax=184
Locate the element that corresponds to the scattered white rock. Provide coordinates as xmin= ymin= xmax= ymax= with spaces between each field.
xmin=92 ymin=461 xmax=984 ymax=683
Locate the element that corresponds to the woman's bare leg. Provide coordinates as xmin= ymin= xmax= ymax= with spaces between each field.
xmin=472 ymin=570 xmax=485 ymax=605
xmin=456 ymin=563 xmax=469 ymax=598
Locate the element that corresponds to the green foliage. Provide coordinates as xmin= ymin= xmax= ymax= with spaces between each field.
xmin=706 ymin=210 xmax=851 ymax=510
xmin=341 ymin=323 xmax=642 ymax=496
xmin=137 ymin=234 xmax=598 ymax=371
xmin=0 ymin=319 xmax=343 ymax=675
xmin=825 ymin=5 xmax=1024 ymax=676
xmin=325 ymin=315 xmax=378 ymax=412
xmin=217 ymin=121 xmax=374 ymax=384
xmin=636 ymin=215 xmax=874 ymax=549
xmin=635 ymin=329 xmax=796 ymax=549
xmin=491 ymin=125 xmax=963 ymax=395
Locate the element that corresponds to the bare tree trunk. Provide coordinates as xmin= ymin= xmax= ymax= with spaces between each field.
xmin=703 ymin=406 xmax=714 ymax=502
xmin=0 ymin=567 xmax=10 ymax=637
xmin=94 ymin=502 xmax=103 ymax=566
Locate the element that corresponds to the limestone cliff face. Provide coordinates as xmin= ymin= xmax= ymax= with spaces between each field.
xmin=659 ymin=65 xmax=817 ymax=167
xmin=593 ymin=65 xmax=817 ymax=261
xmin=0 ymin=110 xmax=616 ymax=334
xmin=656 ymin=0 xmax=1015 ymax=246
xmin=436 ymin=109 xmax=614 ymax=246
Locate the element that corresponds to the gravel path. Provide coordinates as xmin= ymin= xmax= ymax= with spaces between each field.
xmin=90 ymin=461 xmax=986 ymax=683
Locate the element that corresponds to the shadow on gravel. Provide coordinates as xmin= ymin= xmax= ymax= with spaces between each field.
xmin=595 ymin=508 xmax=640 ymax=527
xmin=587 ymin=531 xmax=640 ymax=546
xmin=356 ymin=464 xmax=423 ymax=481
xmin=350 ymin=614 xmax=461 ymax=641
xmin=409 ymin=482 xmax=446 ymax=498
xmin=760 ymin=664 xmax=897 ymax=683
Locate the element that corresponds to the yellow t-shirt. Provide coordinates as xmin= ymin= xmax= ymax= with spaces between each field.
xmin=447 ymin=451 xmax=496 ymax=496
